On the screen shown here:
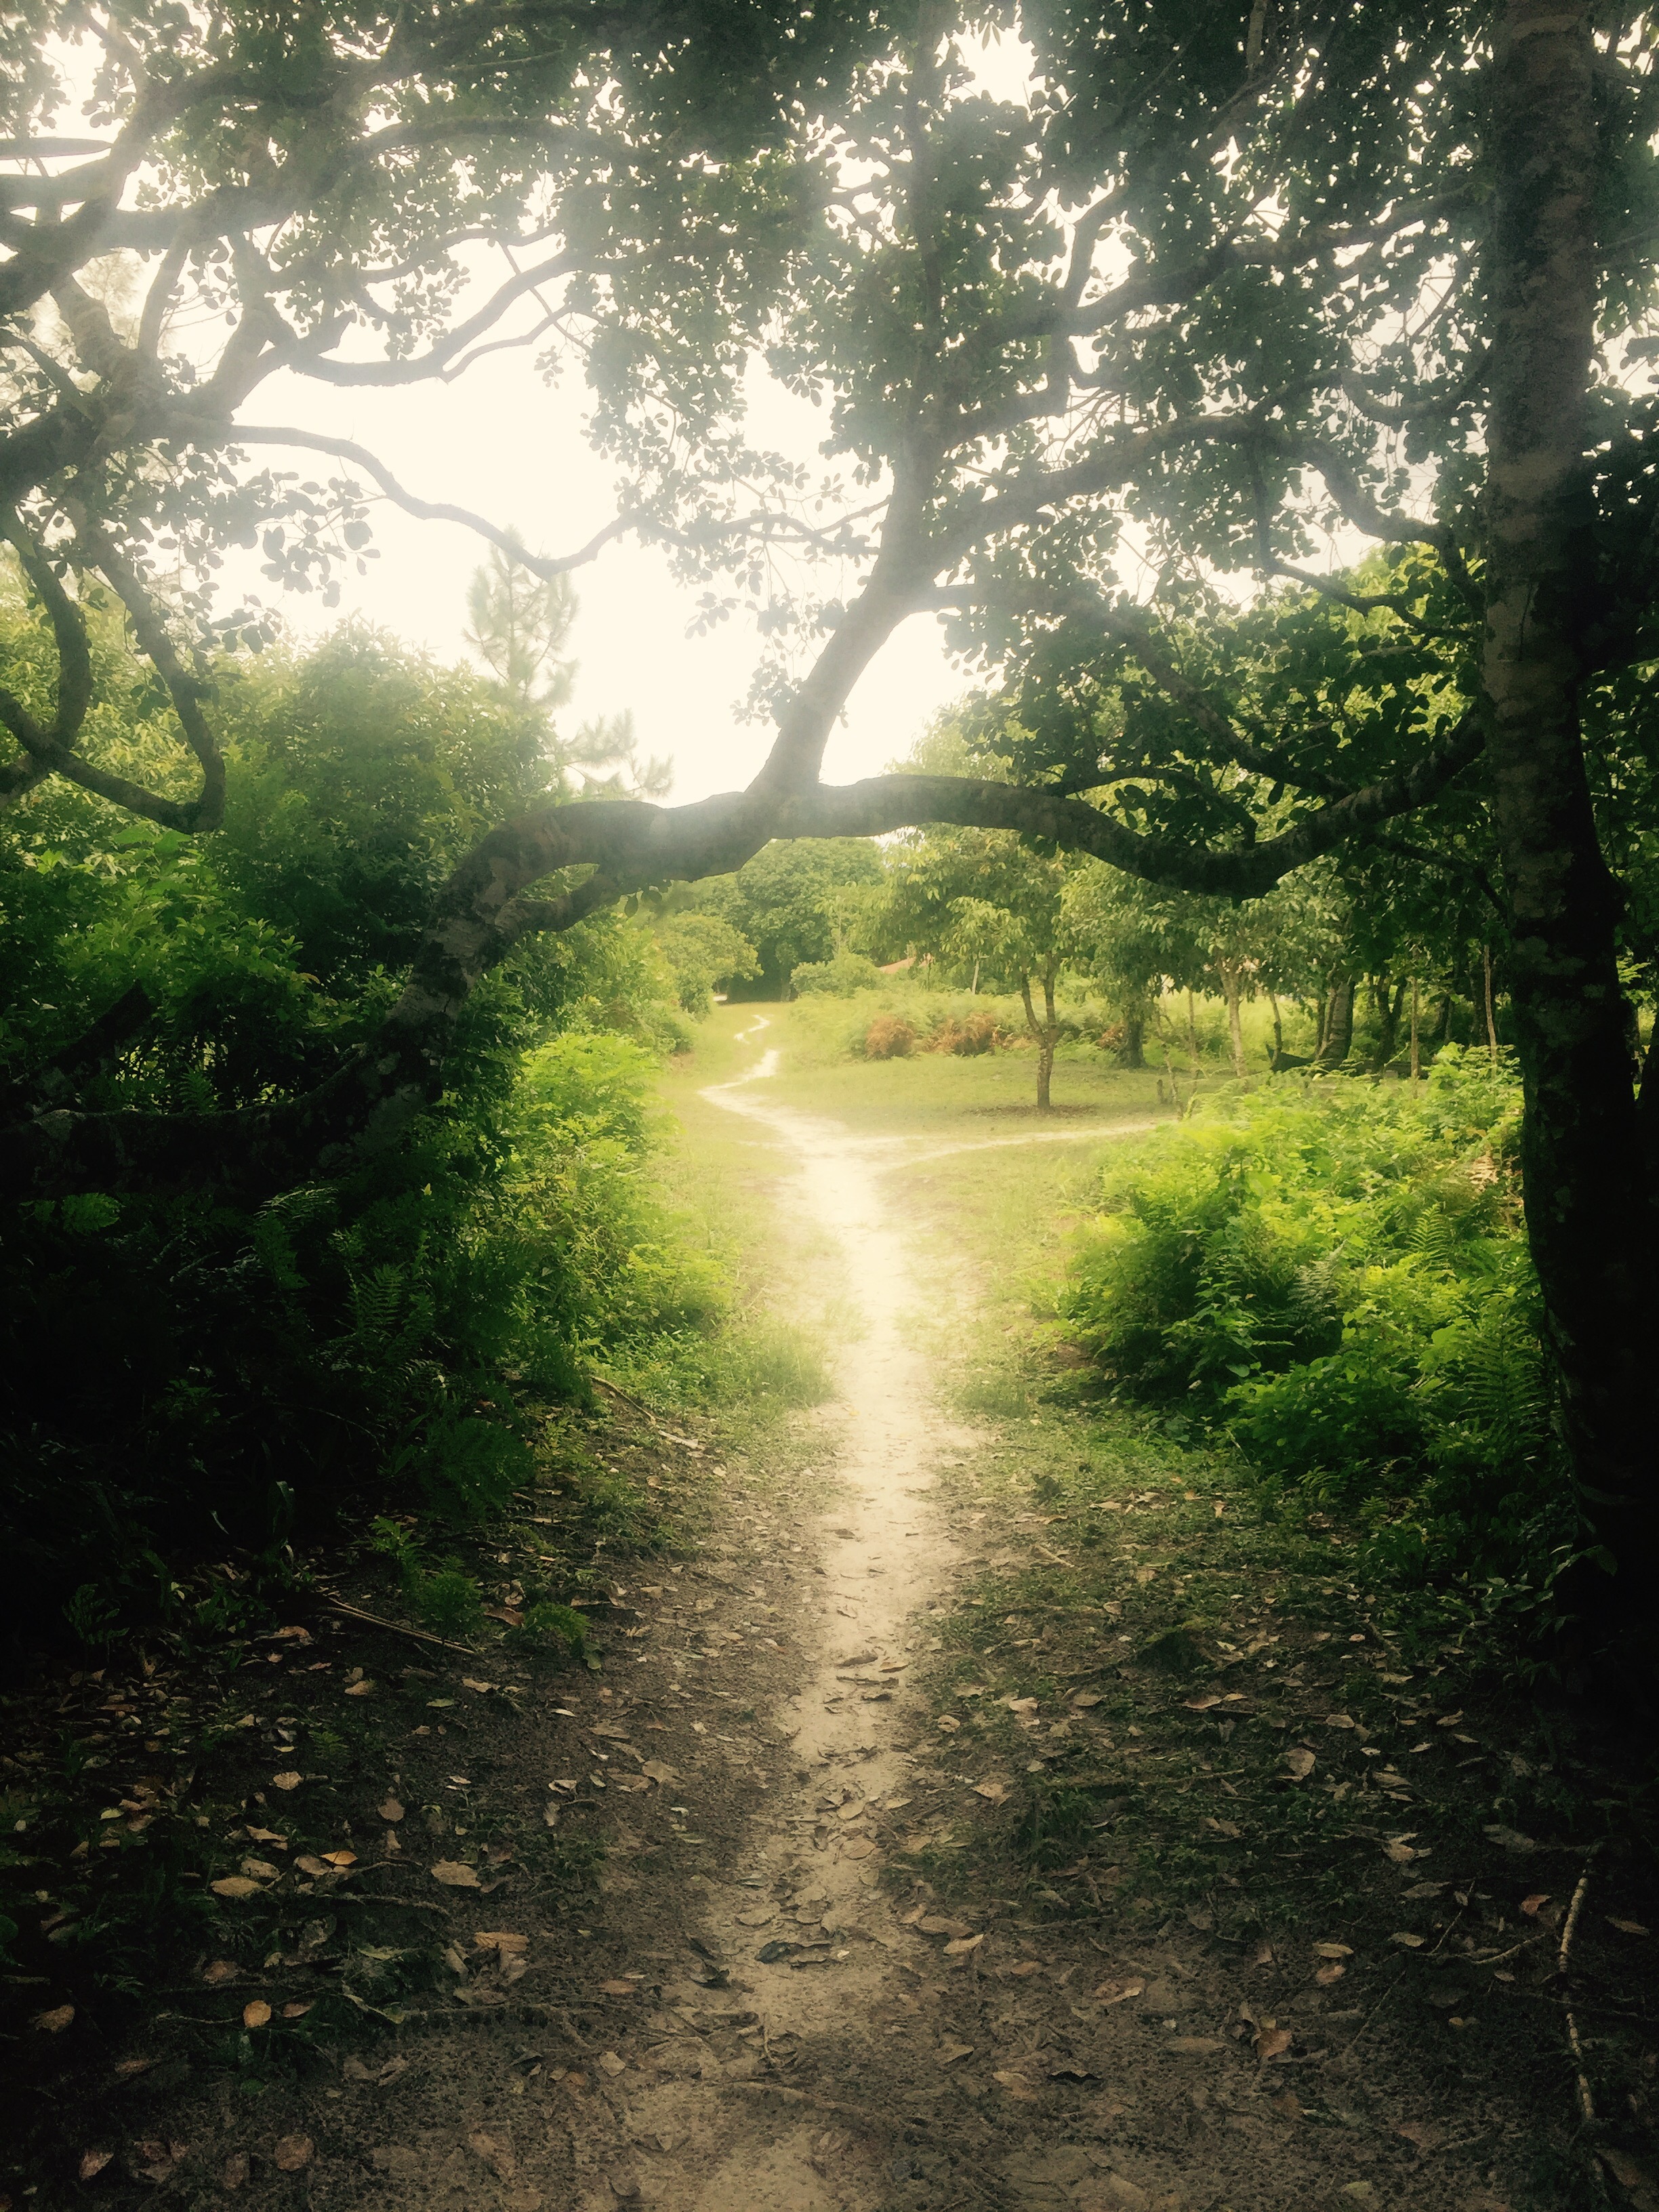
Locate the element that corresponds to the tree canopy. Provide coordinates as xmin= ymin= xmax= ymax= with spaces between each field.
xmin=5 ymin=0 xmax=1659 ymax=1671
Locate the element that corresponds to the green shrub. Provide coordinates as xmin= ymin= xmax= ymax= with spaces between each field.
xmin=1059 ymin=1053 xmax=1561 ymax=1582
xmin=790 ymin=949 xmax=884 ymax=995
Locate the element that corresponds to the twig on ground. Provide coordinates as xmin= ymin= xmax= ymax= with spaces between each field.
xmin=1559 ymin=1847 xmax=1602 ymax=2125
xmin=324 ymin=1597 xmax=478 ymax=1655
xmin=722 ymin=2081 xmax=930 ymax=2133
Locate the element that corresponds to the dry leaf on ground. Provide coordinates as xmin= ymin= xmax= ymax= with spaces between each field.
xmin=378 ymin=1797 xmax=404 ymax=1822
xmin=202 ymin=1959 xmax=239 ymax=1985
xmin=242 ymin=2001 xmax=271 ymax=2029
xmin=1395 ymin=2121 xmax=1443 ymax=2151
xmin=430 ymin=1860 xmax=481 ymax=1887
xmin=272 ymin=2135 xmax=313 ymax=2173
xmin=597 ymin=1980 xmax=636 ymax=1996
xmin=735 ymin=1907 xmax=775 ymax=1926
xmin=1519 ymin=1894 xmax=1551 ymax=1917
xmin=1315 ymin=1963 xmax=1347 ymax=1985
xmin=222 ymin=2154 xmax=249 ymax=2190
xmin=211 ymin=1877 xmax=262 ymax=1899
xmin=939 ymin=2043 xmax=974 ymax=2064
xmin=1391 ymin=1932 xmax=1427 ymax=1948
xmin=992 ymin=2069 xmax=1040 ymax=2101
xmin=78 ymin=2150 xmax=113 ymax=2181
xmin=1254 ymin=2025 xmax=1294 ymax=2061
xmin=1610 ymin=1917 xmax=1651 ymax=1936
xmin=1314 ymin=1943 xmax=1354 ymax=1959
xmin=1168 ymin=2036 xmax=1223 ymax=2055
xmin=33 ymin=2004 xmax=74 ymax=2032
xmin=1284 ymin=1748 xmax=1315 ymax=1780
xmin=598 ymin=2050 xmax=627 ymax=2076
xmin=974 ymin=1780 xmax=1010 ymax=1803
xmin=474 ymin=1931 xmax=527 ymax=1954
xmin=1092 ymin=1978 xmax=1145 ymax=2005
xmin=270 ymin=1771 xmax=302 ymax=1792
xmin=917 ymin=1915 xmax=974 ymax=1938
xmin=944 ymin=1933 xmax=984 ymax=1956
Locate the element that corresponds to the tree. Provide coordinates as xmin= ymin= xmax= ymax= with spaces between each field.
xmin=466 ymin=548 xmax=672 ymax=800
xmin=689 ymin=840 xmax=885 ymax=997
xmin=4 ymin=2 xmax=1659 ymax=1679
xmin=884 ymin=823 xmax=1076 ymax=1107
xmin=652 ymin=912 xmax=761 ymax=1015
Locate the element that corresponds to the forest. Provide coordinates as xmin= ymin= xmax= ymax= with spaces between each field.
xmin=3 ymin=1 xmax=1659 ymax=2207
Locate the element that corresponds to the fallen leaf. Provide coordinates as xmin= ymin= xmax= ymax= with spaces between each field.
xmin=1093 ymin=1978 xmax=1145 ymax=2005
xmin=1519 ymin=1893 xmax=1551 ymax=1918
xmin=939 ymin=2042 xmax=974 ymax=2065
xmin=1070 ymin=1691 xmax=1105 ymax=1708
xmin=840 ymin=1837 xmax=876 ymax=1858
xmin=992 ymin=2069 xmax=1040 ymax=2100
xmin=1324 ymin=1713 xmax=1356 ymax=1729
xmin=462 ymin=1679 xmax=496 ymax=1693
xmin=735 ymin=1907 xmax=776 ymax=1926
xmin=281 ymin=2003 xmax=312 ymax=2019
xmin=474 ymin=1931 xmax=528 ymax=1954
xmin=1395 ymin=2121 xmax=1443 ymax=2152
xmin=321 ymin=1850 xmax=356 ymax=1868
xmin=1006 ymin=1961 xmax=1042 ymax=1978
xmin=211 ymin=1877 xmax=262 ymax=1899
xmin=431 ymin=1860 xmax=481 ymax=1887
xmin=201 ymin=1960 xmax=240 ymax=1986
xmin=245 ymin=1826 xmax=287 ymax=1846
xmin=1609 ymin=1917 xmax=1651 ymax=1936
xmin=1313 ymin=1943 xmax=1354 ymax=1959
xmin=241 ymin=2001 xmax=272 ymax=2029
xmin=943 ymin=1933 xmax=985 ymax=1957
xmin=79 ymin=2150 xmax=114 ymax=2181
xmin=33 ymin=2003 xmax=74 ymax=2032
xmin=918 ymin=1917 xmax=975 ymax=1938
xmin=270 ymin=1771 xmax=302 ymax=1792
xmin=1254 ymin=2025 xmax=1294 ymax=2061
xmin=343 ymin=1680 xmax=373 ymax=1697
xmin=222 ymin=2154 xmax=249 ymax=2190
xmin=241 ymin=1857 xmax=281 ymax=1881
xmin=114 ymin=2059 xmax=153 ymax=2079
xmin=1167 ymin=2036 xmax=1223 ymax=2055
xmin=598 ymin=2050 xmax=627 ymax=2077
xmin=597 ymin=1980 xmax=637 ymax=1996
xmin=1283 ymin=1748 xmax=1315 ymax=1781
xmin=1183 ymin=1694 xmax=1222 ymax=1711
xmin=272 ymin=2135 xmax=313 ymax=2173
xmin=974 ymin=1780 xmax=1010 ymax=1803
xmin=1383 ymin=1841 xmax=1420 ymax=1864
xmin=1482 ymin=1825 xmax=1537 ymax=1853
xmin=295 ymin=1856 xmax=331 ymax=1877
xmin=378 ymin=1798 xmax=404 ymax=1822
xmin=1315 ymin=1963 xmax=1347 ymax=1985
xmin=1390 ymin=1932 xmax=1427 ymax=1948
xmin=639 ymin=1761 xmax=678 ymax=1786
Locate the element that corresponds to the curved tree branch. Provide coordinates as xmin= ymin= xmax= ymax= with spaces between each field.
xmin=1 ymin=718 xmax=1486 ymax=1200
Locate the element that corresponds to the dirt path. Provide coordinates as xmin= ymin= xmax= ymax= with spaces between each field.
xmin=26 ymin=1022 xmax=1647 ymax=2212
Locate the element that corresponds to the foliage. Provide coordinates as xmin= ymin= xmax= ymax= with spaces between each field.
xmin=1059 ymin=1054 xmax=1560 ymax=1583
xmin=0 ymin=619 xmax=754 ymax=1647
xmin=790 ymin=948 xmax=884 ymax=995
xmin=688 ymin=840 xmax=884 ymax=996
xmin=652 ymin=912 xmax=761 ymax=1014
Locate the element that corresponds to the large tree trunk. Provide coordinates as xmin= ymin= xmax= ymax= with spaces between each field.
xmin=1484 ymin=0 xmax=1659 ymax=1681
xmin=1119 ymin=1008 xmax=1146 ymax=1069
xmin=1220 ymin=964 xmax=1248 ymax=1081
xmin=1315 ymin=979 xmax=1353 ymax=1069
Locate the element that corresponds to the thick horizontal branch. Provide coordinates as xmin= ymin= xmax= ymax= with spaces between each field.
xmin=3 ymin=724 xmax=1485 ymax=1199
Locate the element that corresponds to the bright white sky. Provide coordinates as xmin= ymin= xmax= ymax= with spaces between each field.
xmin=230 ymin=350 xmax=968 ymax=805
xmin=205 ymin=29 xmax=1040 ymax=806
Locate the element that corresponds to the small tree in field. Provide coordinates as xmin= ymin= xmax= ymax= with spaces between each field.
xmin=884 ymin=827 xmax=1075 ymax=1109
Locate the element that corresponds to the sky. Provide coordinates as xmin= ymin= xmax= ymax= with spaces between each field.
xmin=228 ymin=346 xmax=970 ymax=807
xmin=201 ymin=28 xmax=1040 ymax=808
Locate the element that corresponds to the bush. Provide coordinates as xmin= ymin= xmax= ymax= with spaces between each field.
xmin=863 ymin=1012 xmax=917 ymax=1058
xmin=930 ymin=1009 xmax=1002 ymax=1054
xmin=1059 ymin=1054 xmax=1561 ymax=1582
xmin=790 ymin=950 xmax=884 ymax=995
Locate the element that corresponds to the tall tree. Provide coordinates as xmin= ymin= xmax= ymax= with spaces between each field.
xmin=5 ymin=3 xmax=1659 ymax=1679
